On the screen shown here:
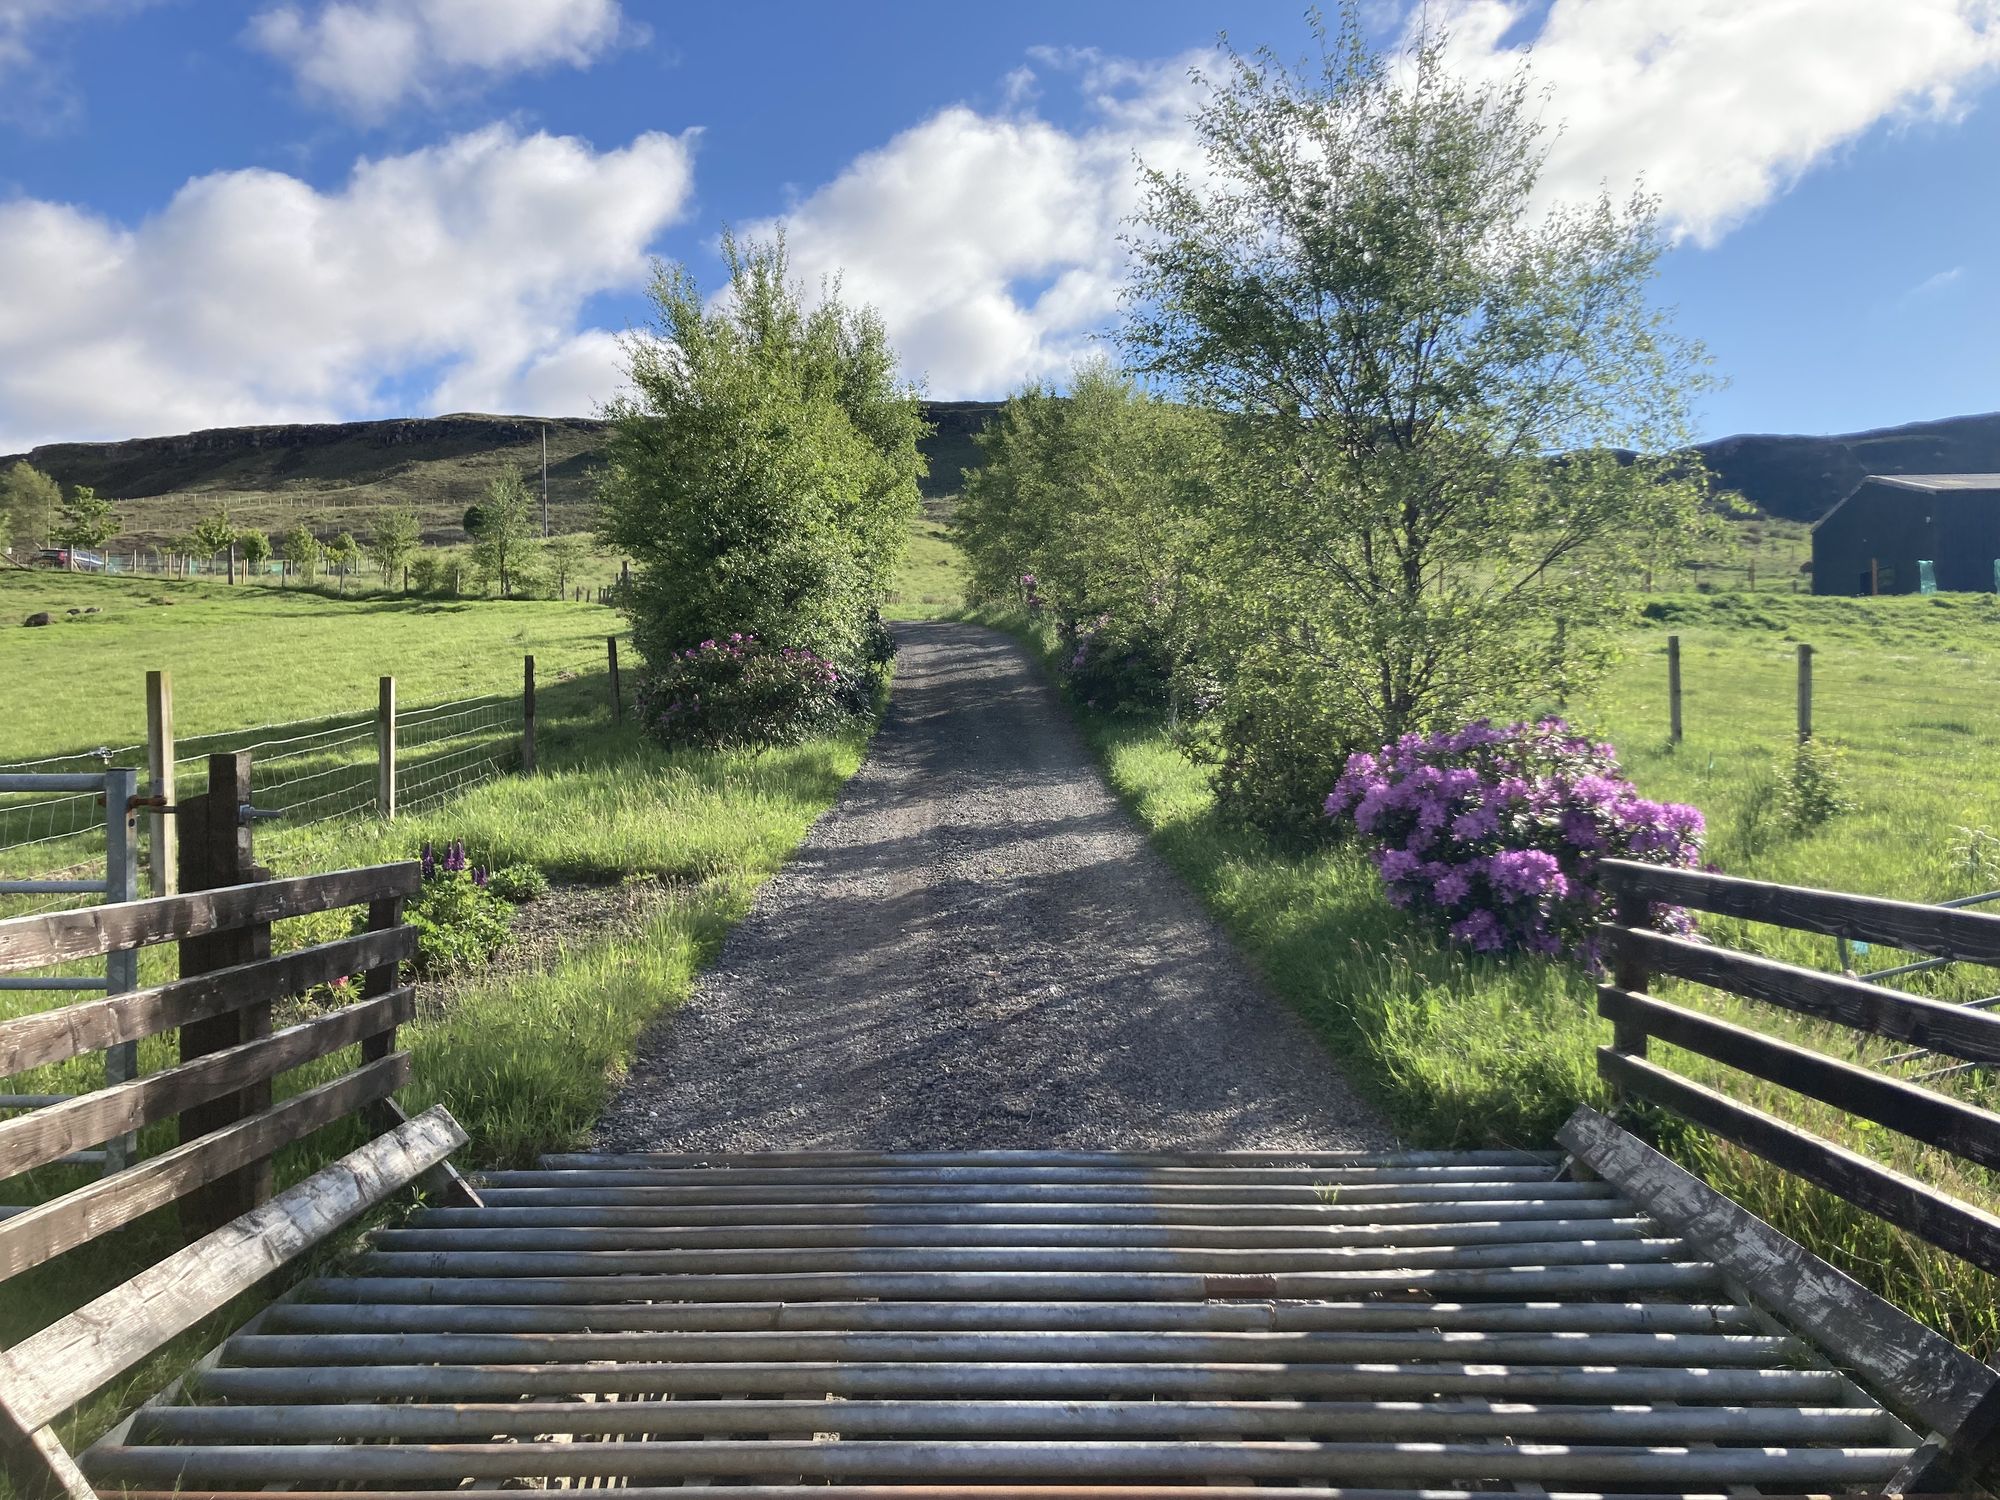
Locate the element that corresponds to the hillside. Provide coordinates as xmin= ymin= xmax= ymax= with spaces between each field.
xmin=12 ymin=402 xmax=2000 ymax=541
xmin=1 ymin=402 xmax=1001 ymax=546
xmin=1700 ymin=410 xmax=2000 ymax=524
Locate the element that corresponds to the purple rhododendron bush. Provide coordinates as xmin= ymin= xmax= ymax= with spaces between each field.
xmin=1324 ymin=718 xmax=1705 ymax=962
xmin=637 ymin=633 xmax=855 ymax=750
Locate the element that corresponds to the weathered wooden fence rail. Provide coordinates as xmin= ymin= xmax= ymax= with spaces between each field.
xmin=1594 ymin=855 xmax=2000 ymax=1490
xmin=0 ymin=749 xmax=472 ymax=1496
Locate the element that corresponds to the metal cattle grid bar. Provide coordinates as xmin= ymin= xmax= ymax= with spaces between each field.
xmin=82 ymin=1146 xmax=1934 ymax=1494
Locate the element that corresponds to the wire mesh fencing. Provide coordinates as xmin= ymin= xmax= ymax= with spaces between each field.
xmin=0 ymin=655 xmax=607 ymax=909
xmin=0 ymin=746 xmax=145 ymax=918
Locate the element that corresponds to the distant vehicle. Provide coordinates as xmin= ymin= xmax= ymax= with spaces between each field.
xmin=32 ymin=548 xmax=106 ymax=571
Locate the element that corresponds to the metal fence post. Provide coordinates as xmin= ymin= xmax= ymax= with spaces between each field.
xmin=145 ymin=669 xmax=176 ymax=896
xmin=522 ymin=655 xmax=537 ymax=774
xmin=102 ymin=767 xmax=139 ymax=1173
xmin=1797 ymin=644 xmax=1814 ymax=743
xmin=377 ymin=675 xmax=397 ymax=820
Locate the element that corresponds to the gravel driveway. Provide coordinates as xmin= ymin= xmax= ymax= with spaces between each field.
xmin=596 ymin=621 xmax=1391 ymax=1152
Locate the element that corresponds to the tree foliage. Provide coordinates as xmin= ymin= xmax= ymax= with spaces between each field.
xmin=368 ymin=506 xmax=420 ymax=584
xmin=1116 ymin=8 xmax=1714 ymax=830
xmin=281 ymin=523 xmax=320 ymax=584
xmin=598 ymin=231 xmax=927 ymax=669
xmin=544 ymin=532 xmax=589 ymax=595
xmin=1 ymin=462 xmax=60 ymax=552
xmin=469 ymin=468 xmax=536 ymax=598
xmin=958 ymin=360 xmax=1226 ymax=726
xmin=50 ymin=484 xmax=119 ymax=561
xmin=238 ymin=528 xmax=272 ymax=575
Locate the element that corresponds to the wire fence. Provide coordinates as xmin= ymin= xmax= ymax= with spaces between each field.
xmin=1 ymin=652 xmax=607 ymax=918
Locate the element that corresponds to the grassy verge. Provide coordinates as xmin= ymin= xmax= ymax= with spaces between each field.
xmin=989 ymin=603 xmax=2000 ymax=1361
xmin=4 ymin=695 xmax=877 ymax=1470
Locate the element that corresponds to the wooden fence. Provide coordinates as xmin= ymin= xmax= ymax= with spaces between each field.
xmin=1590 ymin=856 xmax=2000 ymax=1490
xmin=0 ymin=751 xmax=474 ymax=1495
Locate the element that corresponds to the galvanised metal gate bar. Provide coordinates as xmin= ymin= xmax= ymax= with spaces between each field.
xmin=0 ymin=770 xmax=140 ymax=1177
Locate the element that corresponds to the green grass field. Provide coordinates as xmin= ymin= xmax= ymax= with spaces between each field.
xmin=0 ymin=570 xmax=623 ymax=758
xmin=882 ymin=500 xmax=968 ymax=619
xmin=995 ymin=589 xmax=2000 ymax=1359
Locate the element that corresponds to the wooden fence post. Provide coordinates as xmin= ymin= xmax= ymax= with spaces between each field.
xmin=376 ymin=676 xmax=396 ymax=820
xmin=607 ymin=636 xmax=622 ymax=724
xmin=1666 ymin=635 xmax=1682 ymax=745
xmin=1797 ymin=643 xmax=1814 ymax=743
xmin=176 ymin=752 xmax=272 ymax=1235
xmin=145 ymin=670 xmax=176 ymax=897
xmin=522 ymin=655 xmax=537 ymax=774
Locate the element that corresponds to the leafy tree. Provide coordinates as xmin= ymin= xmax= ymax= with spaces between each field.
xmin=326 ymin=530 xmax=363 ymax=593
xmin=166 ymin=532 xmax=200 ymax=580
xmin=190 ymin=509 xmax=240 ymax=580
xmin=468 ymin=468 xmax=536 ymax=598
xmin=368 ymin=506 xmax=420 ymax=584
xmin=959 ymin=360 xmax=1226 ymax=728
xmin=50 ymin=484 xmax=120 ymax=565
xmin=0 ymin=505 xmax=10 ymax=555
xmin=544 ymin=532 xmax=589 ymax=596
xmin=281 ymin=523 xmax=320 ymax=585
xmin=599 ymin=231 xmax=927 ymax=669
xmin=1 ymin=462 xmax=60 ymax=551
xmin=238 ymin=528 xmax=272 ymax=579
xmin=1121 ymin=8 xmax=1714 ymax=831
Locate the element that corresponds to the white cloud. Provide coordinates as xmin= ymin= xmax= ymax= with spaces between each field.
xmin=1424 ymin=0 xmax=2000 ymax=245
xmin=1906 ymin=264 xmax=1967 ymax=299
xmin=0 ymin=0 xmax=152 ymax=127
xmin=0 ymin=124 xmax=694 ymax=452
xmin=763 ymin=6 xmax=2000 ymax=398
xmin=748 ymin=50 xmax=1213 ymax=400
xmin=248 ymin=0 xmax=631 ymax=120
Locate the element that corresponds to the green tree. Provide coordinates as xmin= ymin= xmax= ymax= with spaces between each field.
xmin=368 ymin=506 xmax=420 ymax=585
xmin=326 ymin=530 xmax=362 ymax=593
xmin=238 ymin=528 xmax=272 ymax=580
xmin=1 ymin=462 xmax=60 ymax=552
xmin=468 ymin=468 xmax=536 ymax=598
xmin=959 ymin=360 xmax=1226 ymax=728
xmin=50 ymin=484 xmax=120 ymax=566
xmin=281 ymin=523 xmax=320 ymax=585
xmin=544 ymin=532 xmax=589 ymax=597
xmin=190 ymin=509 xmax=240 ymax=581
xmin=598 ymin=231 xmax=928 ymax=668
xmin=1121 ymin=9 xmax=1714 ymax=831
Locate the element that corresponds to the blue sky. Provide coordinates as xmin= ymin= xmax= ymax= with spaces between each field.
xmin=2 ymin=0 xmax=1999 ymax=452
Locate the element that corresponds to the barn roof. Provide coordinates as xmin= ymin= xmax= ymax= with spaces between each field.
xmin=1813 ymin=472 xmax=2000 ymax=528
xmin=1866 ymin=473 xmax=2000 ymax=493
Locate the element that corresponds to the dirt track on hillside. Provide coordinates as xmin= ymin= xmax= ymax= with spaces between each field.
xmin=595 ymin=620 xmax=1391 ymax=1152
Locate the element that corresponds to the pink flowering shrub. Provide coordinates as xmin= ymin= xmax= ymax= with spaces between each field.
xmin=1324 ymin=718 xmax=1704 ymax=961
xmin=637 ymin=632 xmax=850 ymax=749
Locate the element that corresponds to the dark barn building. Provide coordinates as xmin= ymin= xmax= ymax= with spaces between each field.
xmin=1811 ymin=473 xmax=2000 ymax=595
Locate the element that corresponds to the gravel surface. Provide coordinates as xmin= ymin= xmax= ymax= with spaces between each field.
xmin=596 ymin=620 xmax=1392 ymax=1152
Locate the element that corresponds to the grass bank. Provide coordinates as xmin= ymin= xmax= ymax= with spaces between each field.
xmin=993 ymin=599 xmax=2000 ymax=1360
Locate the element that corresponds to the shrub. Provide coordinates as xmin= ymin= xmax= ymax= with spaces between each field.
xmin=405 ymin=839 xmax=513 ymax=974
xmin=1781 ymin=738 xmax=1855 ymax=831
xmin=637 ymin=632 xmax=854 ymax=749
xmin=407 ymin=552 xmax=441 ymax=594
xmin=1060 ymin=613 xmax=1174 ymax=715
xmin=1325 ymin=718 xmax=1706 ymax=961
xmin=487 ymin=863 xmax=551 ymax=903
